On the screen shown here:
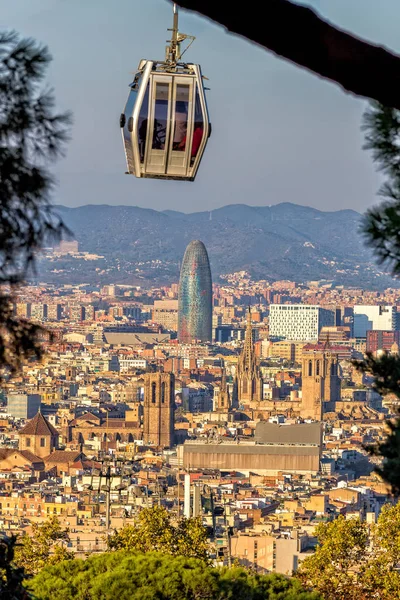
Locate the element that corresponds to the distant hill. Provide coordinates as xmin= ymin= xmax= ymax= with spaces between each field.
xmin=40 ymin=202 xmax=396 ymax=288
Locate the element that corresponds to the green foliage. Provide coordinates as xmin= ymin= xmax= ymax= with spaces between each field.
xmin=27 ymin=550 xmax=320 ymax=600
xmin=107 ymin=505 xmax=209 ymax=562
xmin=14 ymin=516 xmax=74 ymax=575
xmin=0 ymin=534 xmax=31 ymax=599
xmin=297 ymin=515 xmax=368 ymax=600
xmin=297 ymin=506 xmax=400 ymax=600
xmin=0 ymin=30 xmax=71 ymax=375
xmin=354 ymin=352 xmax=400 ymax=494
xmin=361 ymin=102 xmax=400 ymax=274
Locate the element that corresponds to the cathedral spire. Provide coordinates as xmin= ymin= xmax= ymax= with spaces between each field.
xmin=246 ymin=305 xmax=252 ymax=331
xmin=323 ymin=331 xmax=331 ymax=351
xmin=221 ymin=367 xmax=227 ymax=391
xmin=233 ymin=306 xmax=263 ymax=406
xmin=243 ymin=306 xmax=254 ymax=366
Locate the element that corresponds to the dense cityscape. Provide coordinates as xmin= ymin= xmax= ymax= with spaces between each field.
xmin=1 ymin=235 xmax=398 ymax=575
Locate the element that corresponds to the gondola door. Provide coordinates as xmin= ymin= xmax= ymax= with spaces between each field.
xmin=144 ymin=75 xmax=173 ymax=176
xmin=166 ymin=77 xmax=194 ymax=177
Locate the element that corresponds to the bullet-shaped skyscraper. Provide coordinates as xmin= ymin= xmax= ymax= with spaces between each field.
xmin=178 ymin=240 xmax=212 ymax=343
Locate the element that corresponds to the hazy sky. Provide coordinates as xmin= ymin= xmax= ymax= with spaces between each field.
xmin=4 ymin=0 xmax=399 ymax=213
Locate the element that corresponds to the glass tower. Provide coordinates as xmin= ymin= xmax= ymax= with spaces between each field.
xmin=178 ymin=240 xmax=212 ymax=343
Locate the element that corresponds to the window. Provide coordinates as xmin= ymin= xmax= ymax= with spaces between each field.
xmin=308 ymin=360 xmax=313 ymax=376
xmin=152 ymin=82 xmax=169 ymax=150
xmin=26 ymin=437 xmax=31 ymax=448
xmin=173 ymin=85 xmax=189 ymax=151
xmin=161 ymin=381 xmax=165 ymax=404
xmin=191 ymin=86 xmax=204 ymax=162
xmin=151 ymin=381 xmax=156 ymax=403
xmin=316 ymin=360 xmax=320 ymax=376
xmin=40 ymin=437 xmax=46 ymax=447
xmin=138 ymin=83 xmax=150 ymax=162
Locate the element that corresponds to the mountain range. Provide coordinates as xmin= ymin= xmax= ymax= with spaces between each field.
xmin=39 ymin=202 xmax=396 ymax=288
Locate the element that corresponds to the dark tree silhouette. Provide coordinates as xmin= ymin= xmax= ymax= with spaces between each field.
xmin=0 ymin=534 xmax=31 ymax=599
xmin=174 ymin=0 xmax=400 ymax=109
xmin=0 ymin=30 xmax=71 ymax=375
xmin=353 ymin=102 xmax=400 ymax=496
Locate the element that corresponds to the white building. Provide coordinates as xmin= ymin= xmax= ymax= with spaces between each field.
xmin=119 ymin=358 xmax=147 ymax=373
xmin=7 ymin=394 xmax=41 ymax=420
xmin=353 ymin=305 xmax=397 ymax=338
xmin=269 ymin=304 xmax=334 ymax=341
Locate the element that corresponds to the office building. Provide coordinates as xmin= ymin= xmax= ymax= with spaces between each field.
xmin=152 ymin=300 xmax=178 ymax=331
xmin=353 ymin=305 xmax=398 ymax=338
xmin=7 ymin=394 xmax=41 ymax=420
xmin=46 ymin=303 xmax=63 ymax=321
xmin=178 ymin=240 xmax=212 ymax=343
xmin=269 ymin=305 xmax=334 ymax=341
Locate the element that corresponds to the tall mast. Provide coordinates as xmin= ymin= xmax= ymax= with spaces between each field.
xmin=166 ymin=3 xmax=180 ymax=66
xmin=165 ymin=3 xmax=195 ymax=68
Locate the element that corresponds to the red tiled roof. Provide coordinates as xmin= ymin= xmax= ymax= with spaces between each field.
xmin=19 ymin=450 xmax=44 ymax=464
xmin=77 ymin=412 xmax=100 ymax=422
xmin=43 ymin=450 xmax=84 ymax=464
xmin=0 ymin=448 xmax=44 ymax=465
xmin=19 ymin=412 xmax=59 ymax=437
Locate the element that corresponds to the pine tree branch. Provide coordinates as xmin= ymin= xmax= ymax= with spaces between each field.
xmin=174 ymin=0 xmax=400 ymax=109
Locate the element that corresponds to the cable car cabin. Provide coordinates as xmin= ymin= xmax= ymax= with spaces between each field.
xmin=120 ymin=4 xmax=210 ymax=182
xmin=121 ymin=60 xmax=210 ymax=181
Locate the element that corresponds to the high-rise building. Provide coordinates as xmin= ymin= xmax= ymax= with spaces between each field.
xmin=178 ymin=240 xmax=212 ymax=343
xmin=69 ymin=304 xmax=85 ymax=322
xmin=269 ymin=305 xmax=334 ymax=341
xmin=30 ymin=303 xmax=47 ymax=321
xmin=152 ymin=300 xmax=178 ymax=331
xmin=7 ymin=394 xmax=41 ymax=419
xmin=143 ymin=372 xmax=175 ymax=448
xmin=353 ymin=305 xmax=398 ymax=338
xmin=15 ymin=302 xmax=31 ymax=319
xmin=46 ymin=303 xmax=63 ymax=321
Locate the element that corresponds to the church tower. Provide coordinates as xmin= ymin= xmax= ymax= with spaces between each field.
xmin=301 ymin=342 xmax=341 ymax=420
xmin=143 ymin=372 xmax=175 ymax=448
xmin=214 ymin=369 xmax=231 ymax=412
xmin=233 ymin=308 xmax=263 ymax=407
